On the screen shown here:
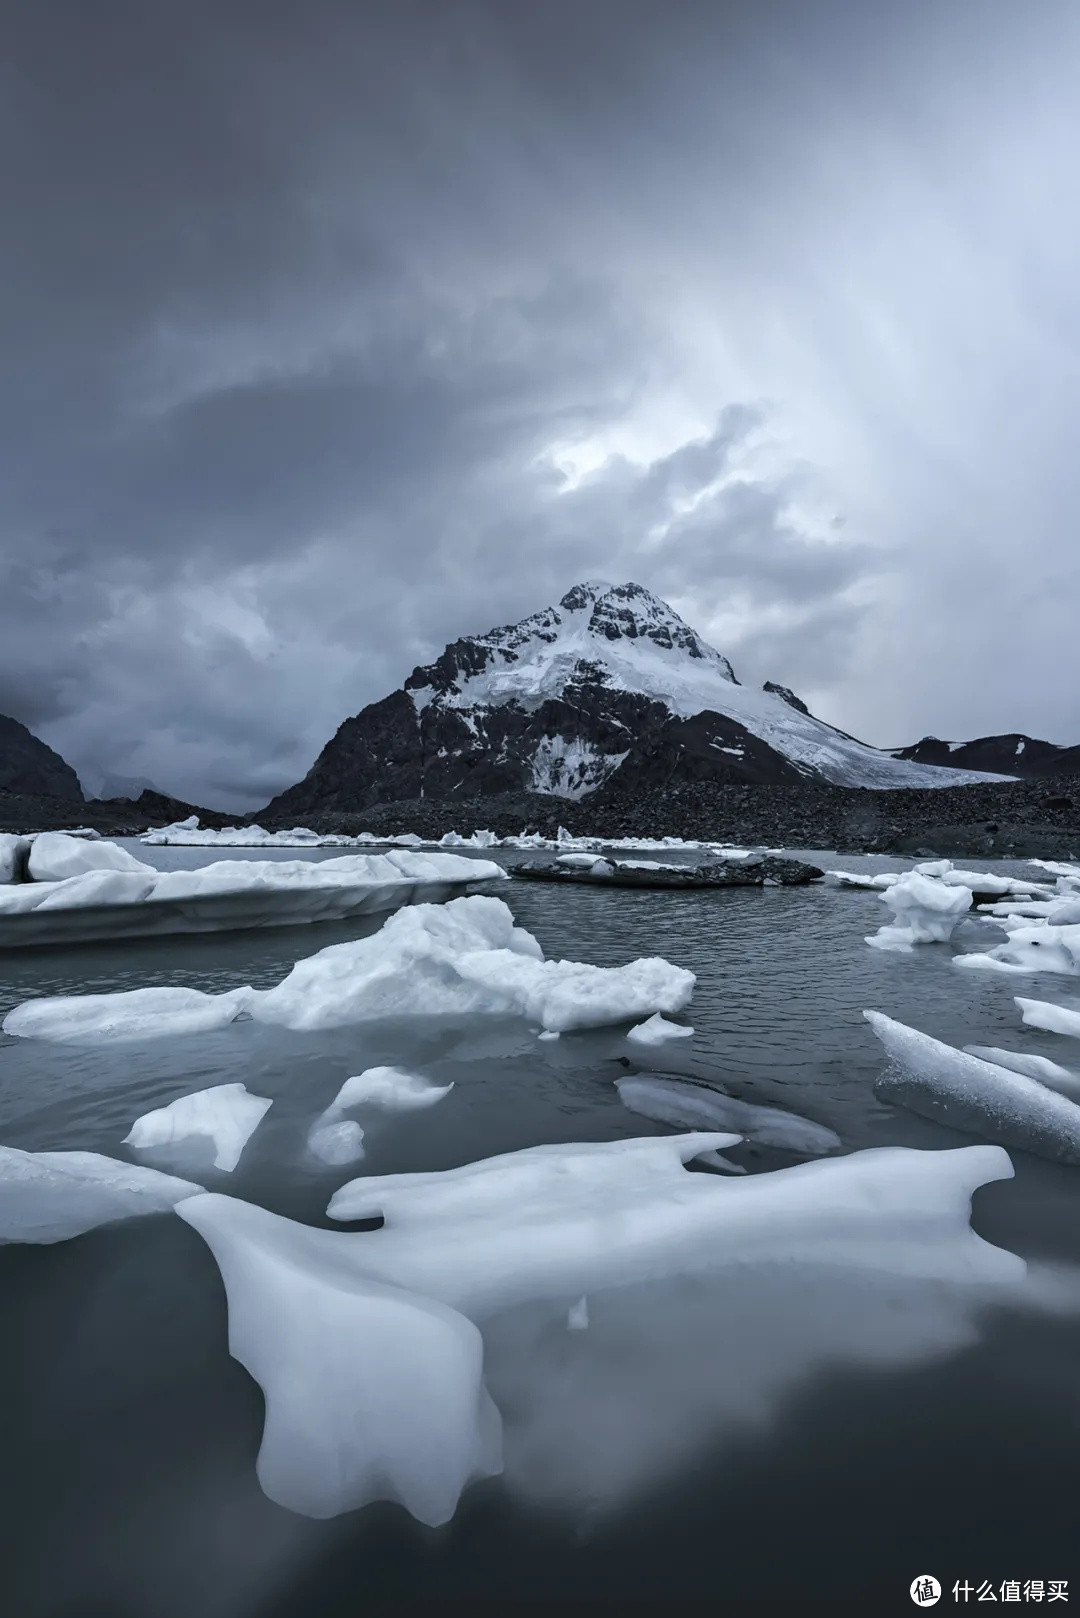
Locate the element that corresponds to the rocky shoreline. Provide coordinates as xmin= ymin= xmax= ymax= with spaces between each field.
xmin=2 ymin=776 xmax=1076 ymax=859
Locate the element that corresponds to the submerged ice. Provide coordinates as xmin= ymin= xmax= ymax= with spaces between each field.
xmin=0 ymin=1145 xmax=201 ymax=1243
xmin=615 ymin=1074 xmax=840 ymax=1156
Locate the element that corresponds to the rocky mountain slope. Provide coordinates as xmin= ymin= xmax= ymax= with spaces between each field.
xmin=891 ymin=733 xmax=1080 ymax=778
xmin=262 ymin=581 xmax=1015 ymax=817
xmin=0 ymin=712 xmax=83 ymax=801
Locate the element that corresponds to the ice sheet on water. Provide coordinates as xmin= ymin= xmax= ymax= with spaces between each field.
xmin=177 ymin=1193 xmax=503 ymax=1523
xmin=1016 ymin=997 xmax=1080 ymax=1039
xmin=0 ymin=1145 xmax=201 ymax=1243
xmin=864 ymin=871 xmax=972 ymax=953
xmin=954 ymin=922 xmax=1080 ymax=976
xmin=325 ymin=1135 xmax=1014 ymax=1319
xmin=626 ymin=1012 xmax=695 ymax=1046
xmin=964 ymin=1046 xmax=1079 ymax=1097
xmin=864 ymin=1009 xmax=1080 ymax=1164
xmin=615 ymin=1074 xmax=840 ymax=1155
xmin=5 ymin=896 xmax=695 ymax=1042
xmin=124 ymin=1083 xmax=272 ymax=1171
xmin=3 ymin=985 xmax=254 ymax=1043
xmin=826 ymin=870 xmax=900 ymax=890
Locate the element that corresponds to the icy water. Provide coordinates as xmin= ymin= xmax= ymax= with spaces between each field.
xmin=2 ymin=843 xmax=1079 ymax=1615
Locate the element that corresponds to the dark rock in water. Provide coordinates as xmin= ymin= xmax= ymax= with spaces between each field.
xmin=0 ymin=713 xmax=83 ymax=801
xmin=513 ymin=854 xmax=823 ymax=888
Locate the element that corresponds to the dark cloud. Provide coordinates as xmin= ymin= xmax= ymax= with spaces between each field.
xmin=1 ymin=0 xmax=1078 ymax=806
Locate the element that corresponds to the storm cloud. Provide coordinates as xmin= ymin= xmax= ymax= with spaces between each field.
xmin=2 ymin=0 xmax=1078 ymax=808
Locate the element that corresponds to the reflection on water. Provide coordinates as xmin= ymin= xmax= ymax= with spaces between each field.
xmin=1 ymin=842 xmax=1079 ymax=1610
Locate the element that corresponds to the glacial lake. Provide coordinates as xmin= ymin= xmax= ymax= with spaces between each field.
xmin=2 ymin=841 xmax=1078 ymax=1614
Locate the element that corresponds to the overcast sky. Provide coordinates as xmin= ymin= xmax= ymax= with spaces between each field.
xmin=3 ymin=0 xmax=1079 ymax=809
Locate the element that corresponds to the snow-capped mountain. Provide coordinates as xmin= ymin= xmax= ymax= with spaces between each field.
xmin=264 ymin=581 xmax=1015 ymax=815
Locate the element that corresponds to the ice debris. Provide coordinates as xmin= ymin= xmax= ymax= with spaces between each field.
xmin=626 ymin=1013 xmax=695 ymax=1046
xmin=865 ymin=871 xmax=972 ymax=953
xmin=1016 ymin=997 xmax=1080 ymax=1040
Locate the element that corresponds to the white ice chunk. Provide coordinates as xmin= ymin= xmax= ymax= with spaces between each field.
xmin=3 ymin=897 xmax=695 ymax=1042
xmin=323 ymin=1133 xmax=1007 ymax=1322
xmin=954 ymin=922 xmax=1080 ymax=976
xmin=3 ymin=985 xmax=254 ymax=1043
xmin=124 ymin=1083 xmax=272 ymax=1171
xmin=964 ymin=1046 xmax=1080 ymax=1097
xmin=27 ymin=832 xmax=154 ymax=882
xmin=177 ymin=1192 xmax=502 ymax=1522
xmin=331 ymin=1067 xmax=454 ymax=1112
xmin=307 ymin=1119 xmax=366 ymax=1166
xmin=865 ymin=871 xmax=973 ymax=953
xmin=626 ymin=1013 xmax=695 ymax=1046
xmin=1016 ymin=997 xmax=1080 ymax=1039
xmin=615 ymin=1075 xmax=840 ymax=1155
xmin=0 ymin=1145 xmax=201 ymax=1243
xmin=0 ymin=833 xmax=30 ymax=884
xmin=864 ymin=1009 xmax=1080 ymax=1164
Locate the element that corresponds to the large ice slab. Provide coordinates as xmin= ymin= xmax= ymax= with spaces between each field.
xmin=3 ymin=985 xmax=255 ymax=1043
xmin=3 ymin=896 xmax=695 ymax=1043
xmin=1016 ymin=997 xmax=1080 ymax=1039
xmin=0 ymin=1145 xmax=201 ymax=1243
xmin=178 ymin=1193 xmax=503 ymax=1522
xmin=864 ymin=1009 xmax=1080 ymax=1164
xmin=0 ymin=838 xmax=507 ymax=948
xmin=615 ymin=1074 xmax=840 ymax=1155
xmin=326 ymin=1134 xmax=1021 ymax=1318
xmin=124 ymin=1083 xmax=272 ymax=1171
xmin=865 ymin=871 xmax=973 ymax=953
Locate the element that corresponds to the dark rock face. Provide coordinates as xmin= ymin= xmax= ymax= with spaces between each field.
xmin=893 ymin=733 xmax=1080 ymax=778
xmin=0 ymin=787 xmax=233 ymax=836
xmin=0 ymin=713 xmax=83 ymax=801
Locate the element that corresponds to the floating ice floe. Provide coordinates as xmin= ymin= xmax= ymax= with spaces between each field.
xmin=3 ymin=896 xmax=695 ymax=1043
xmin=3 ymin=985 xmax=255 ymax=1043
xmin=330 ymin=1067 xmax=454 ymax=1112
xmin=626 ymin=1013 xmax=695 ymax=1046
xmin=124 ymin=1083 xmax=273 ymax=1172
xmin=177 ymin=1193 xmax=503 ymax=1523
xmin=1016 ymin=997 xmax=1080 ymax=1039
xmin=953 ymin=922 xmax=1080 ymax=976
xmin=615 ymin=1075 xmax=841 ymax=1156
xmin=0 ymin=833 xmax=507 ymax=946
xmin=864 ymin=1009 xmax=1080 ymax=1164
xmin=964 ymin=1046 xmax=1079 ymax=1096
xmin=826 ymin=870 xmax=901 ymax=890
xmin=0 ymin=1145 xmax=201 ymax=1243
xmin=864 ymin=871 xmax=973 ymax=953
